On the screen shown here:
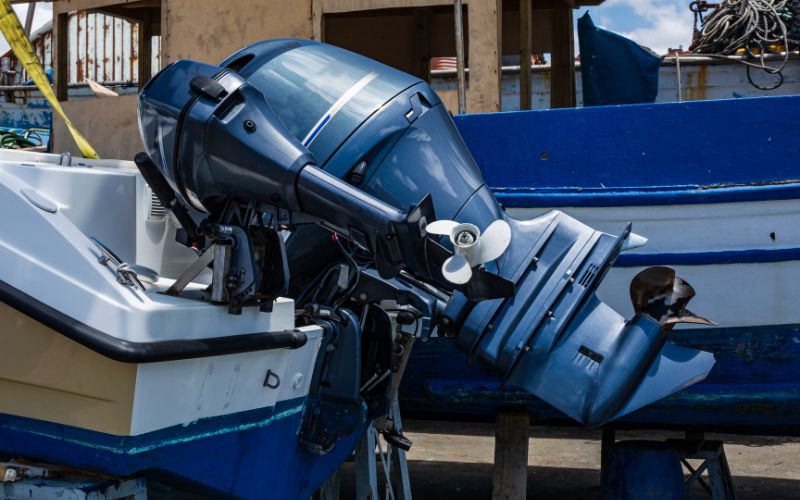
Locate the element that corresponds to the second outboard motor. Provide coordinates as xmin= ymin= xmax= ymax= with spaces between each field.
xmin=137 ymin=39 xmax=715 ymax=426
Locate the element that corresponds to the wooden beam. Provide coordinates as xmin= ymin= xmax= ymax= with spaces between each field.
xmin=519 ymin=0 xmax=532 ymax=110
xmin=492 ymin=409 xmax=530 ymax=500
xmin=54 ymin=12 xmax=69 ymax=101
xmin=550 ymin=1 xmax=575 ymax=108
xmin=23 ymin=1 xmax=36 ymax=34
xmin=54 ymin=0 xmax=155 ymax=15
xmin=89 ymin=5 xmax=144 ymax=23
xmin=137 ymin=7 xmax=152 ymax=89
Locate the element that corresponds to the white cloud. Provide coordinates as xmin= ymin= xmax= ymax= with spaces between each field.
xmin=0 ymin=3 xmax=53 ymax=55
xmin=599 ymin=0 xmax=693 ymax=54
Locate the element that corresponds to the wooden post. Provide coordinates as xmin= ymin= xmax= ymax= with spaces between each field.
xmin=138 ymin=9 xmax=153 ymax=90
xmin=600 ymin=427 xmax=616 ymax=492
xmin=466 ymin=0 xmax=502 ymax=113
xmin=54 ymin=12 xmax=70 ymax=102
xmin=492 ymin=409 xmax=530 ymax=500
xmin=550 ymin=1 xmax=576 ymax=108
xmin=454 ymin=0 xmax=467 ymax=114
xmin=519 ymin=0 xmax=532 ymax=110
xmin=413 ymin=7 xmax=431 ymax=82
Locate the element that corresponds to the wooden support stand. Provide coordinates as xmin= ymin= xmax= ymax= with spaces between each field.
xmin=492 ymin=409 xmax=530 ymax=500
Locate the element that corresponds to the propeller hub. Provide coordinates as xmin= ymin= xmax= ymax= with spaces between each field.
xmin=456 ymin=230 xmax=477 ymax=246
xmin=450 ymin=223 xmax=480 ymax=250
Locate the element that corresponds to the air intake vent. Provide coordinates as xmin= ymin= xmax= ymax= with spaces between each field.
xmin=579 ymin=264 xmax=599 ymax=287
xmin=145 ymin=186 xmax=166 ymax=222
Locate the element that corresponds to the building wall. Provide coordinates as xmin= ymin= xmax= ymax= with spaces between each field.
xmin=161 ymin=0 xmax=313 ymax=65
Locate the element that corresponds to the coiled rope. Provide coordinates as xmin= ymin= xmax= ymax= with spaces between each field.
xmin=690 ymin=0 xmax=799 ymax=89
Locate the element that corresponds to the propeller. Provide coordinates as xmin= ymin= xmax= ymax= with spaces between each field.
xmin=426 ymin=219 xmax=512 ymax=284
xmin=630 ymin=266 xmax=715 ymax=329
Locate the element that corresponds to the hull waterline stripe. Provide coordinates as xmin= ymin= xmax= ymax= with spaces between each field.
xmin=493 ymin=181 xmax=800 ymax=207
xmin=0 ymin=279 xmax=307 ymax=363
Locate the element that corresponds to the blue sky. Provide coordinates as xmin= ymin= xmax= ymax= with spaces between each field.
xmin=577 ymin=0 xmax=695 ymax=54
xmin=2 ymin=1 xmax=692 ymax=57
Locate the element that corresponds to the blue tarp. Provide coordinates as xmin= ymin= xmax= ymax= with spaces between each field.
xmin=578 ymin=12 xmax=662 ymax=106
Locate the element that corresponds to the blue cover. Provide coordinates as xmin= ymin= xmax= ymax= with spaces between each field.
xmin=578 ymin=12 xmax=662 ymax=106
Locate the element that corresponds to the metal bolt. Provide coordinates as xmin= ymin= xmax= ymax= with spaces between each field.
xmin=292 ymin=373 xmax=304 ymax=390
xmin=243 ymin=119 xmax=257 ymax=133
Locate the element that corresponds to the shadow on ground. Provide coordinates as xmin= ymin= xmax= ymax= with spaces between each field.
xmin=340 ymin=460 xmax=800 ymax=499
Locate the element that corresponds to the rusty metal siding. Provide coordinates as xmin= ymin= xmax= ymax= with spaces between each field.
xmin=18 ymin=11 xmax=160 ymax=85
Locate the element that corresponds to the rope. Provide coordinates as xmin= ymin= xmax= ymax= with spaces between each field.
xmin=0 ymin=129 xmax=40 ymax=149
xmin=689 ymin=0 xmax=799 ymax=89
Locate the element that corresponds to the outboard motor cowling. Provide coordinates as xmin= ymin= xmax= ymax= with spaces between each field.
xmin=137 ymin=39 xmax=715 ymax=426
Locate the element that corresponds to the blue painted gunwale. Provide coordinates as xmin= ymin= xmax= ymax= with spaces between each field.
xmin=453 ymin=95 xmax=800 ymax=208
xmin=0 ymin=397 xmax=364 ymax=499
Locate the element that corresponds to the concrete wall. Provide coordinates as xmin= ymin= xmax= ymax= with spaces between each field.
xmin=161 ymin=0 xmax=313 ymax=64
xmin=52 ymin=94 xmax=139 ymax=159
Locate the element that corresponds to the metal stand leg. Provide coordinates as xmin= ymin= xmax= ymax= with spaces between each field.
xmin=387 ymin=401 xmax=412 ymax=500
xmin=355 ymin=427 xmax=379 ymax=500
xmin=352 ymin=399 xmax=413 ymax=500
xmin=670 ymin=438 xmax=737 ymax=500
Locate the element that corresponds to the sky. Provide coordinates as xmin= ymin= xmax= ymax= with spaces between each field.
xmin=0 ymin=2 xmax=53 ymax=55
xmin=0 ymin=1 xmax=693 ymax=57
xmin=577 ymin=0 xmax=695 ymax=55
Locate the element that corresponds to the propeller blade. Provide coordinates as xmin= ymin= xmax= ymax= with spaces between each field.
xmin=663 ymin=309 xmax=716 ymax=326
xmin=474 ymin=219 xmax=511 ymax=264
xmin=670 ymin=276 xmax=697 ymax=306
xmin=630 ymin=266 xmax=675 ymax=315
xmin=442 ymin=254 xmax=473 ymax=284
xmin=426 ymin=219 xmax=459 ymax=236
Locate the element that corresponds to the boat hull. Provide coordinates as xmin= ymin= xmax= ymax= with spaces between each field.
xmin=400 ymin=95 xmax=800 ymax=433
xmin=0 ymin=401 xmax=363 ymax=499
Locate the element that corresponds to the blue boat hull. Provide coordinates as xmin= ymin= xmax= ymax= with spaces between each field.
xmin=400 ymin=95 xmax=800 ymax=433
xmin=0 ymin=398 xmax=362 ymax=499
xmin=401 ymin=325 xmax=800 ymax=435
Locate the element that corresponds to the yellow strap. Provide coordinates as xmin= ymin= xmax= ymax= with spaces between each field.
xmin=0 ymin=1 xmax=99 ymax=159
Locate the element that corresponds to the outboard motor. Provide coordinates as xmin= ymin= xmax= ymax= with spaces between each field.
xmin=137 ymin=39 xmax=714 ymax=428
